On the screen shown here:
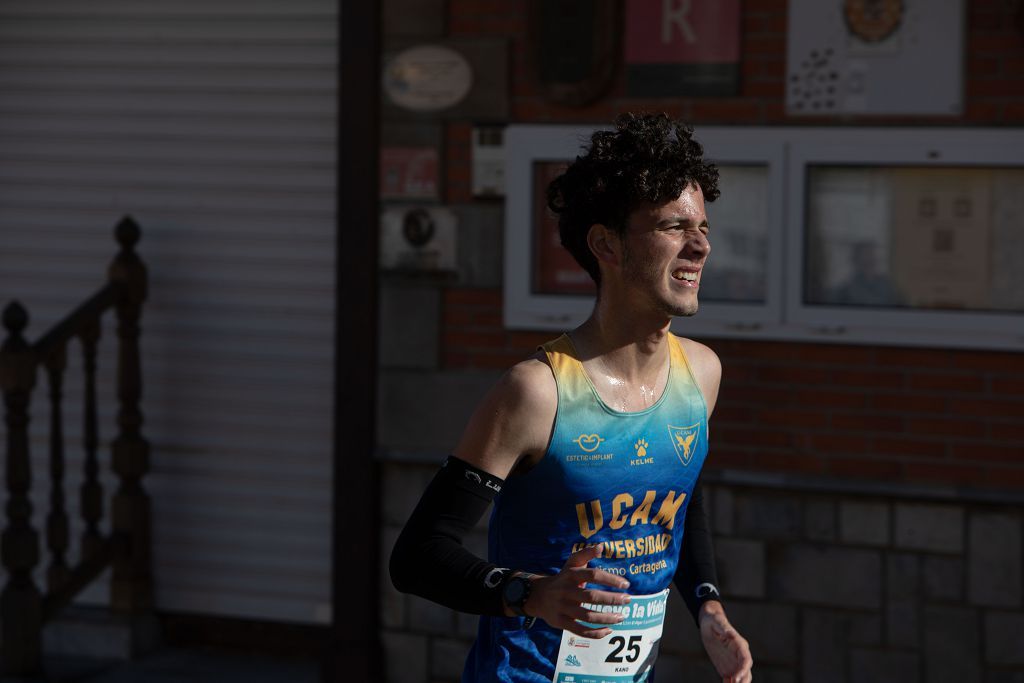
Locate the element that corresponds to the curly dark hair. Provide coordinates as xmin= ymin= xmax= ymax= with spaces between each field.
xmin=546 ymin=112 xmax=720 ymax=285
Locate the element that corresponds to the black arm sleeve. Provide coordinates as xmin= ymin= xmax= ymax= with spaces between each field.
xmin=673 ymin=478 xmax=722 ymax=625
xmin=389 ymin=456 xmax=509 ymax=616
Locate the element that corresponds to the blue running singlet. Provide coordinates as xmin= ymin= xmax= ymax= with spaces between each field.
xmin=463 ymin=333 xmax=709 ymax=682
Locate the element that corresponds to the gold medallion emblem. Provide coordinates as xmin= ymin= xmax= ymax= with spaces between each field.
xmin=844 ymin=0 xmax=904 ymax=43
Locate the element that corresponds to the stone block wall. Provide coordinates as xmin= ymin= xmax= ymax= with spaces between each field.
xmin=380 ymin=461 xmax=1024 ymax=682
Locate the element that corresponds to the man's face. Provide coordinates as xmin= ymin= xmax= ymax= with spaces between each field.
xmin=617 ymin=183 xmax=710 ymax=318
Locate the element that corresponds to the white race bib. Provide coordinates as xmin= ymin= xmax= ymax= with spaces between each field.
xmin=552 ymin=589 xmax=669 ymax=683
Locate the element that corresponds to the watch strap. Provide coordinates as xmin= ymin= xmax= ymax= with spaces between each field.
xmin=502 ymin=573 xmax=535 ymax=618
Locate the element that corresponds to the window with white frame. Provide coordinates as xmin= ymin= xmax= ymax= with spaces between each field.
xmin=504 ymin=125 xmax=1024 ymax=351
xmin=504 ymin=125 xmax=785 ymax=336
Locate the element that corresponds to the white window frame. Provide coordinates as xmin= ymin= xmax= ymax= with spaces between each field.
xmin=503 ymin=125 xmax=787 ymax=339
xmin=503 ymin=125 xmax=1024 ymax=351
xmin=785 ymin=128 xmax=1024 ymax=351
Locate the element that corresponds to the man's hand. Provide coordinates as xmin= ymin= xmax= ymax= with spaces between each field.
xmin=515 ymin=546 xmax=632 ymax=639
xmin=699 ymin=601 xmax=753 ymax=683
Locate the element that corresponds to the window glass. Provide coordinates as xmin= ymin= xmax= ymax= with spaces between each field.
xmin=701 ymin=165 xmax=769 ymax=303
xmin=531 ymin=161 xmax=591 ymax=295
xmin=805 ymin=166 xmax=1024 ymax=313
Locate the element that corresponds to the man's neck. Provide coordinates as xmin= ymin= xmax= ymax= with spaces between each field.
xmin=570 ymin=298 xmax=673 ymax=382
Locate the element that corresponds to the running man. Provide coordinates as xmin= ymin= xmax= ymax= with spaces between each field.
xmin=391 ymin=113 xmax=753 ymax=683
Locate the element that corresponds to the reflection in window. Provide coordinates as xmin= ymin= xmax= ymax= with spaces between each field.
xmin=701 ymin=165 xmax=769 ymax=303
xmin=531 ymin=161 xmax=593 ymax=295
xmin=805 ymin=166 xmax=1024 ymax=313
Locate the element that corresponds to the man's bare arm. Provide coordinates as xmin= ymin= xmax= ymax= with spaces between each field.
xmin=390 ymin=353 xmax=631 ymax=637
xmin=678 ymin=337 xmax=722 ymax=417
xmin=675 ymin=338 xmax=754 ymax=681
xmin=452 ymin=353 xmax=556 ymax=478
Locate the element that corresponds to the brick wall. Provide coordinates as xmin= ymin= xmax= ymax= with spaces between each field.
xmin=438 ymin=0 xmax=1024 ymax=491
xmin=445 ymin=0 xmax=1024 ymax=122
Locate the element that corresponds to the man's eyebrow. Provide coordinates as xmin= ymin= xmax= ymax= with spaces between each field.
xmin=657 ymin=216 xmax=710 ymax=228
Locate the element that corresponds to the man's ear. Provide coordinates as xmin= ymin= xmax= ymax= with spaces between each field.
xmin=587 ymin=223 xmax=622 ymax=268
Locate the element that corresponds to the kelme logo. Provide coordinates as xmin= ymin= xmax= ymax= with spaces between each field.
xmin=573 ymin=433 xmax=604 ymax=452
xmin=631 ymin=437 xmax=653 ymax=466
xmin=667 ymin=423 xmax=700 ymax=466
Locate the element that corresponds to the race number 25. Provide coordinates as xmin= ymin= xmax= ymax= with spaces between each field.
xmin=605 ymin=635 xmax=642 ymax=663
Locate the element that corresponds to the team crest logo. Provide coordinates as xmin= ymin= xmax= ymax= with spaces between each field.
xmin=573 ymin=433 xmax=604 ymax=452
xmin=667 ymin=423 xmax=701 ymax=466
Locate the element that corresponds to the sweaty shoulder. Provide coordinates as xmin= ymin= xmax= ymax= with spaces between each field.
xmin=452 ymin=351 xmax=557 ymax=479
xmin=674 ymin=335 xmax=722 ymax=417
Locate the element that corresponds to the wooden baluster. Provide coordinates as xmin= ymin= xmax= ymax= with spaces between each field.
xmin=79 ymin=319 xmax=103 ymax=561
xmin=45 ymin=344 xmax=71 ymax=592
xmin=108 ymin=217 xmax=153 ymax=613
xmin=0 ymin=302 xmax=42 ymax=674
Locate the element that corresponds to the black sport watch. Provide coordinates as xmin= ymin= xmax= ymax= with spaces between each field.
xmin=501 ymin=574 xmax=533 ymax=617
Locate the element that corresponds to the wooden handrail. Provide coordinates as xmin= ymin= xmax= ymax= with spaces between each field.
xmin=42 ymin=538 xmax=115 ymax=622
xmin=0 ymin=215 xmax=151 ymax=675
xmin=33 ymin=283 xmax=121 ymax=360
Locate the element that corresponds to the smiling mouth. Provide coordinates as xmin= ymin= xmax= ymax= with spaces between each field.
xmin=672 ymin=269 xmax=698 ymax=283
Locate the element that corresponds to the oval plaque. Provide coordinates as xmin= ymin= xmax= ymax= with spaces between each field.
xmin=383 ymin=45 xmax=473 ymax=112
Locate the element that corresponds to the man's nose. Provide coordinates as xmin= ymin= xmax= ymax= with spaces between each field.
xmin=684 ymin=232 xmax=710 ymax=257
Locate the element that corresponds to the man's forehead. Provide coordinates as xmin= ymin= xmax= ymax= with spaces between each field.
xmin=632 ymin=185 xmax=706 ymax=221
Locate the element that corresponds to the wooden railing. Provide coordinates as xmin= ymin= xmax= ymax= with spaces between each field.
xmin=0 ymin=217 xmax=152 ymax=675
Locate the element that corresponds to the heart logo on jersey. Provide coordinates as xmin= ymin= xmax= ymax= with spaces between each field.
xmin=573 ymin=433 xmax=604 ymax=452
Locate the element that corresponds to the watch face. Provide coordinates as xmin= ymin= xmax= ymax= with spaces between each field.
xmin=503 ymin=578 xmax=525 ymax=602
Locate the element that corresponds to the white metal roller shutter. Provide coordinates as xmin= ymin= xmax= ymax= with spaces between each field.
xmin=0 ymin=0 xmax=337 ymax=624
